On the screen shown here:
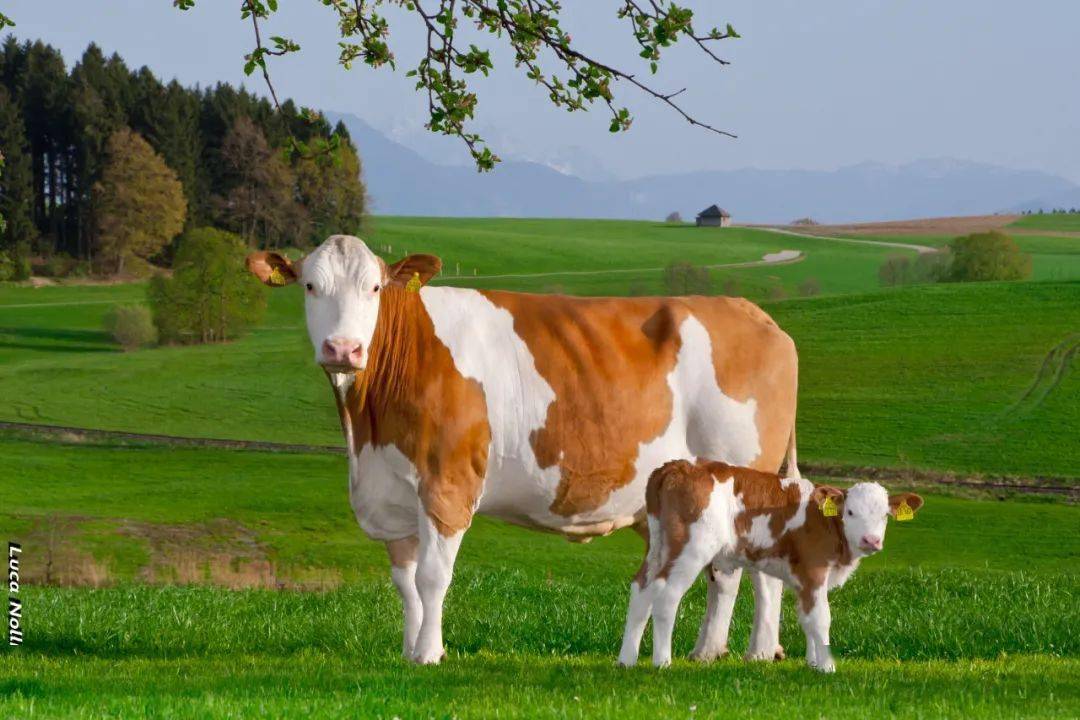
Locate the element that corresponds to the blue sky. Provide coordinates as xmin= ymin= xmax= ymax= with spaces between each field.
xmin=7 ymin=1 xmax=1079 ymax=182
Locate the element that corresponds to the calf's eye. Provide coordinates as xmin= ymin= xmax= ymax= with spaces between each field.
xmin=373 ymin=284 xmax=381 ymax=293
xmin=847 ymin=509 xmax=853 ymax=517
xmin=305 ymin=283 xmax=314 ymax=292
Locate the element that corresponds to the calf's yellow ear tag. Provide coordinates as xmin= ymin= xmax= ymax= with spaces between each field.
xmin=405 ymin=271 xmax=422 ymax=293
xmin=896 ymin=500 xmax=914 ymax=522
xmin=267 ymin=266 xmax=287 ymax=286
xmin=821 ymin=496 xmax=838 ymax=518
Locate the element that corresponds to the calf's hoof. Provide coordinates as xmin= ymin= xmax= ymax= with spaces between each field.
xmin=689 ymin=645 xmax=729 ymax=663
xmin=411 ymin=647 xmax=447 ymax=665
xmin=811 ymin=659 xmax=836 ymax=674
xmin=745 ymin=644 xmax=785 ymax=662
xmin=773 ymin=644 xmax=786 ymax=661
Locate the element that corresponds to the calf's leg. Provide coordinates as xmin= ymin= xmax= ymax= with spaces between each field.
xmin=651 ymin=554 xmax=710 ymax=668
xmin=386 ymin=536 xmax=422 ymax=658
xmin=690 ymin=562 xmax=741 ymax=662
xmin=412 ymin=514 xmax=466 ymax=664
xmin=618 ymin=522 xmax=655 ymax=666
xmin=797 ymin=584 xmax=834 ymax=673
xmin=746 ymin=571 xmax=786 ymax=660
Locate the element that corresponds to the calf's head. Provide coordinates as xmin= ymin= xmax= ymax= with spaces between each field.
xmin=813 ymin=482 xmax=923 ymax=556
xmin=247 ymin=235 xmax=441 ymax=371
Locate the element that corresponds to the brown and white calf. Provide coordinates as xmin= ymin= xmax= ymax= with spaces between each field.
xmin=618 ymin=459 xmax=923 ymax=671
xmin=246 ymin=235 xmax=799 ymax=664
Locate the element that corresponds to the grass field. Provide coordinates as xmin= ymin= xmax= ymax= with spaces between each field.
xmin=3 ymin=216 xmax=1078 ymax=718
xmin=1009 ymin=212 xmax=1080 ymax=233
xmin=3 ymin=433 xmax=1078 ymax=717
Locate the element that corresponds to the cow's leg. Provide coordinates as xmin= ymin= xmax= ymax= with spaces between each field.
xmin=798 ymin=584 xmax=834 ymax=673
xmin=746 ymin=571 xmax=785 ymax=661
xmin=618 ymin=524 xmax=655 ymax=667
xmin=386 ymin=536 xmax=422 ymax=658
xmin=411 ymin=513 xmax=466 ymax=665
xmin=690 ymin=561 xmax=741 ymax=662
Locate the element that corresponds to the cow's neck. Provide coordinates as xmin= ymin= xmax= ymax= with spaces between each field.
xmin=329 ymin=286 xmax=441 ymax=455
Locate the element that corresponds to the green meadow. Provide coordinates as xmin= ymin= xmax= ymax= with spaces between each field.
xmin=1010 ymin=212 xmax=1080 ymax=233
xmin=2 ymin=217 xmax=1077 ymax=718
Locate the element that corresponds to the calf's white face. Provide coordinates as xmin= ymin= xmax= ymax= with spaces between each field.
xmin=837 ymin=482 xmax=924 ymax=556
xmin=246 ymin=235 xmax=442 ymax=371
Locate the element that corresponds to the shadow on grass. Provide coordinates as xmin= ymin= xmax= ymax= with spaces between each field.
xmin=0 ymin=326 xmax=114 ymax=353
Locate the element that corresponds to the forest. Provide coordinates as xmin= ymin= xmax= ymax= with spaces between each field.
xmin=0 ymin=37 xmax=366 ymax=276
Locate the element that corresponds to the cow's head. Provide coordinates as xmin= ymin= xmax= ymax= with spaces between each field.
xmin=813 ymin=483 xmax=923 ymax=556
xmin=247 ymin=235 xmax=440 ymax=371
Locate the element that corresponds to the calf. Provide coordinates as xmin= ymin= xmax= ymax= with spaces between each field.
xmin=618 ymin=459 xmax=923 ymax=672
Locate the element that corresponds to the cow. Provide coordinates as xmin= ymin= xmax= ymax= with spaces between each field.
xmin=618 ymin=458 xmax=923 ymax=671
xmin=246 ymin=234 xmax=799 ymax=664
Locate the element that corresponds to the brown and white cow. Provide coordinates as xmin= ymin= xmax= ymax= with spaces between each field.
xmin=618 ymin=458 xmax=923 ymax=671
xmin=246 ymin=235 xmax=799 ymax=664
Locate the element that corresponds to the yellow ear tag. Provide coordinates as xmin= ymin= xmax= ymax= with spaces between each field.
xmin=405 ymin=271 xmax=422 ymax=293
xmin=896 ymin=500 xmax=914 ymax=522
xmin=821 ymin=496 xmax=838 ymax=517
xmin=267 ymin=266 xmax=287 ymax=286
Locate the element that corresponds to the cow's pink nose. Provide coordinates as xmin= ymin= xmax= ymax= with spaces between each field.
xmin=860 ymin=535 xmax=883 ymax=552
xmin=320 ymin=338 xmax=363 ymax=368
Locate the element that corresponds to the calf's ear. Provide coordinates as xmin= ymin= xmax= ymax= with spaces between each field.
xmin=888 ymin=493 xmax=924 ymax=517
xmin=387 ymin=254 xmax=442 ymax=288
xmin=811 ymin=485 xmax=844 ymax=514
xmin=247 ymin=251 xmax=298 ymax=287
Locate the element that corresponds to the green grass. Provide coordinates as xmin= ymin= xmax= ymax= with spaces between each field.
xmin=2 ymin=434 xmax=1078 ymax=718
xmin=1010 ymin=212 xmax=1080 ymax=233
xmin=3 ymin=278 xmax=1076 ymax=478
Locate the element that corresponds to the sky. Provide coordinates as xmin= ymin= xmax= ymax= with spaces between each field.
xmin=7 ymin=1 xmax=1080 ymax=182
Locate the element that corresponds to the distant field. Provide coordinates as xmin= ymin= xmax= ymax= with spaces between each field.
xmin=2 ymin=277 xmax=1076 ymax=477
xmin=1010 ymin=212 xmax=1080 ymax=233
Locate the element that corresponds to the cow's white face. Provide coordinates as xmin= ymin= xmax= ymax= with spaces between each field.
xmin=246 ymin=235 xmax=442 ymax=372
xmin=298 ymin=235 xmax=385 ymax=371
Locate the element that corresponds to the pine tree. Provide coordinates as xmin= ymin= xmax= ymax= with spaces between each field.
xmin=0 ymin=86 xmax=36 ymax=251
xmin=95 ymin=127 xmax=187 ymax=273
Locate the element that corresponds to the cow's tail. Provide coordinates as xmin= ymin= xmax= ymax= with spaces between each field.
xmin=783 ymin=422 xmax=801 ymax=480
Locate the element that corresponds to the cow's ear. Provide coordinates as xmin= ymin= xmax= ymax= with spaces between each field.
xmin=247 ymin=251 xmax=298 ymax=287
xmin=888 ymin=493 xmax=924 ymax=517
xmin=387 ymin=254 xmax=442 ymax=289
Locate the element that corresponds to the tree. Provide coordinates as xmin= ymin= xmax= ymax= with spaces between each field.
xmin=95 ymin=127 xmax=187 ymax=273
xmin=663 ymin=261 xmax=712 ymax=295
xmin=878 ymin=254 xmax=912 ymax=287
xmin=148 ymin=227 xmax=266 ymax=344
xmin=171 ymin=0 xmax=741 ymax=170
xmin=217 ymin=115 xmax=302 ymax=247
xmin=0 ymin=86 xmax=36 ymax=253
xmin=665 ymin=211 xmax=682 ymax=223
xmin=294 ymin=137 xmax=366 ymax=245
xmin=948 ymin=231 xmax=1031 ymax=282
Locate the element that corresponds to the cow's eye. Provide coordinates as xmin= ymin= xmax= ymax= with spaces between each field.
xmin=373 ymin=284 xmax=381 ymax=293
xmin=305 ymin=283 xmax=314 ymax=292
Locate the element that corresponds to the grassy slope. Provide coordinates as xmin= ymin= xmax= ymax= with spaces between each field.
xmin=1009 ymin=212 xmax=1080 ymax=232
xmin=2 ymin=434 xmax=1078 ymax=718
xmin=3 ymin=278 xmax=1076 ymax=477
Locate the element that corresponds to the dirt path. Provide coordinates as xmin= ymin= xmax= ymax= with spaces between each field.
xmin=437 ymin=250 xmax=804 ymax=282
xmin=4 ymin=420 xmax=1074 ymax=499
xmin=760 ymin=227 xmax=937 ymax=255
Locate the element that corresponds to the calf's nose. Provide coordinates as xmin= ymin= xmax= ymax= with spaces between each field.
xmin=861 ymin=535 xmax=883 ymax=551
xmin=320 ymin=337 xmax=363 ymax=368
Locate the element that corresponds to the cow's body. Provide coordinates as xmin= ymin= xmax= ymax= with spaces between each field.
xmin=618 ymin=459 xmax=922 ymax=671
xmin=248 ymin=236 xmax=799 ymax=663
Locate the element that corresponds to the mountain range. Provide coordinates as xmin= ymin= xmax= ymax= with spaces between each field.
xmin=328 ymin=112 xmax=1079 ymax=223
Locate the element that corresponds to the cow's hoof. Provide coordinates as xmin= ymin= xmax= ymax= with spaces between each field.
xmin=689 ymin=645 xmax=729 ymax=663
xmin=617 ymin=651 xmax=639 ymax=667
xmin=652 ymin=657 xmax=672 ymax=669
xmin=773 ymin=644 xmax=786 ymax=661
xmin=811 ymin=659 xmax=836 ymax=673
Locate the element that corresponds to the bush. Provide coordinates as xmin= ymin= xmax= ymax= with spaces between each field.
xmin=913 ymin=249 xmax=953 ymax=283
xmin=766 ymin=283 xmax=787 ymax=301
xmin=947 ymin=231 xmax=1031 ymax=282
xmin=878 ymin=254 xmax=912 ymax=287
xmin=104 ymin=305 xmax=157 ymax=350
xmin=663 ymin=261 xmax=712 ymax=295
xmin=798 ymin=277 xmax=821 ymax=297
xmin=148 ymin=227 xmax=266 ymax=344
xmin=721 ymin=277 xmax=741 ymax=297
